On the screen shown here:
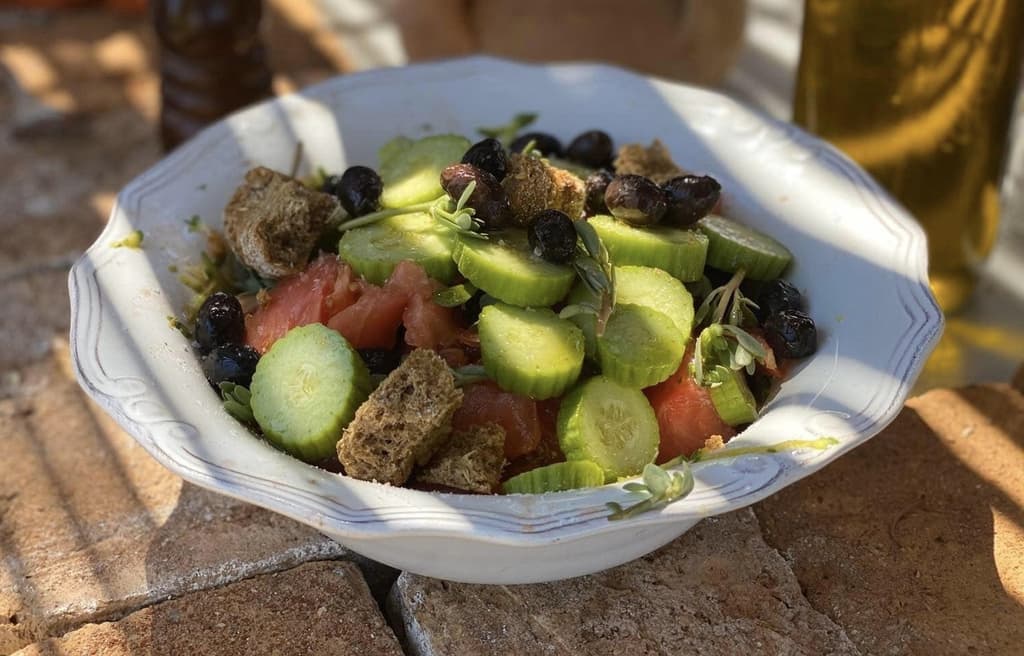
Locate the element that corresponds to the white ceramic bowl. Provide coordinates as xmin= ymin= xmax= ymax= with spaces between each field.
xmin=70 ymin=57 xmax=942 ymax=583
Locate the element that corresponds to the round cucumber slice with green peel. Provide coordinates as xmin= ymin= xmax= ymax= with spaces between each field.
xmin=250 ymin=324 xmax=371 ymax=463
xmin=567 ymin=265 xmax=695 ymax=358
xmin=588 ymin=214 xmax=708 ymax=282
xmin=478 ymin=303 xmax=584 ymax=400
xmin=707 ymin=365 xmax=759 ymax=426
xmin=453 ymin=231 xmax=575 ymax=307
xmin=501 ymin=460 xmax=605 ymax=494
xmin=597 ymin=303 xmax=686 ymax=389
xmin=379 ymin=134 xmax=470 ymax=208
xmin=697 ymin=214 xmax=792 ymax=280
xmin=557 ymin=376 xmax=660 ymax=482
xmin=338 ymin=211 xmax=457 ymax=284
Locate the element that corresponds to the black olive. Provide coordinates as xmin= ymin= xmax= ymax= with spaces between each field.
xmin=440 ymin=163 xmax=511 ymax=228
xmin=194 ymin=292 xmax=244 ymax=355
xmin=661 ymin=175 xmax=721 ymax=226
xmin=321 ymin=165 xmax=383 ymax=217
xmin=566 ymin=130 xmax=613 ymax=168
xmin=584 ymin=169 xmax=614 ymax=215
xmin=357 ymin=348 xmax=403 ymax=376
xmin=527 ymin=209 xmax=577 ymax=264
xmin=763 ymin=309 xmax=817 ymax=359
xmin=757 ymin=279 xmax=804 ymax=321
xmin=202 ymin=343 xmax=260 ymax=387
xmin=604 ymin=174 xmax=666 ymax=226
xmin=509 ymin=132 xmax=563 ymax=157
xmin=461 ymin=138 xmax=509 ymax=181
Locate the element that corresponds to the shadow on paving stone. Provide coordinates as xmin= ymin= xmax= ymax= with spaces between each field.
xmin=387 ymin=508 xmax=860 ymax=656
xmin=755 ymin=383 xmax=1024 ymax=656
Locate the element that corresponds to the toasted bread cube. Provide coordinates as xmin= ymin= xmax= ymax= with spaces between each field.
xmin=337 ymin=349 xmax=463 ymax=486
xmin=414 ymin=424 xmax=506 ymax=494
xmin=503 ymin=153 xmax=586 ymax=225
xmin=613 ymin=140 xmax=684 ymax=184
xmin=223 ymin=167 xmax=338 ymax=279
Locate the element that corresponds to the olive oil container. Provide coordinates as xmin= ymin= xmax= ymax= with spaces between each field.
xmin=794 ymin=0 xmax=1023 ymax=312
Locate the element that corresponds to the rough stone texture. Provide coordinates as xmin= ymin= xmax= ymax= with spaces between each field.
xmin=756 ymin=383 xmax=1024 ymax=656
xmin=10 ymin=561 xmax=404 ymax=656
xmin=0 ymin=346 xmax=355 ymax=654
xmin=388 ymin=509 xmax=859 ymax=656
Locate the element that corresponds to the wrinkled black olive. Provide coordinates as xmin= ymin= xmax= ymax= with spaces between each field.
xmin=661 ymin=175 xmax=721 ymax=226
xmin=357 ymin=348 xmax=403 ymax=376
xmin=566 ymin=130 xmax=613 ymax=168
xmin=321 ymin=165 xmax=383 ymax=217
xmin=202 ymin=343 xmax=260 ymax=387
xmin=510 ymin=132 xmax=563 ymax=157
xmin=757 ymin=279 xmax=804 ymax=321
xmin=528 ymin=209 xmax=577 ymax=264
xmin=461 ymin=138 xmax=509 ymax=181
xmin=584 ymin=169 xmax=614 ymax=215
xmin=764 ymin=309 xmax=817 ymax=359
xmin=195 ymin=292 xmax=244 ymax=355
xmin=604 ymin=174 xmax=666 ymax=225
xmin=440 ymin=163 xmax=511 ymax=228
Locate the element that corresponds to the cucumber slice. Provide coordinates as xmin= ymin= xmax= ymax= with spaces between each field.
xmin=502 ymin=460 xmax=605 ymax=494
xmin=708 ymin=365 xmax=758 ymax=426
xmin=478 ymin=303 xmax=584 ymax=400
xmin=697 ymin=214 xmax=792 ymax=280
xmin=589 ymin=214 xmax=708 ymax=282
xmin=557 ymin=376 xmax=660 ymax=482
xmin=380 ymin=134 xmax=470 ymax=208
xmin=597 ymin=304 xmax=685 ymax=388
xmin=378 ymin=136 xmax=413 ymax=168
xmin=615 ymin=266 xmax=694 ymax=341
xmin=453 ymin=231 xmax=575 ymax=307
xmin=338 ymin=211 xmax=457 ymax=285
xmin=567 ymin=265 xmax=695 ymax=358
xmin=250 ymin=324 xmax=371 ymax=463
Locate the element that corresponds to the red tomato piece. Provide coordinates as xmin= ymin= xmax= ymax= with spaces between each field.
xmin=245 ymin=254 xmax=354 ymax=354
xmin=645 ymin=348 xmax=736 ymax=463
xmin=384 ymin=260 xmax=463 ymax=349
xmin=453 ymin=382 xmax=541 ymax=460
xmin=326 ymin=283 xmax=407 ymax=349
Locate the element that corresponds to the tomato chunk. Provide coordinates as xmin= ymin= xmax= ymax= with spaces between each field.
xmin=645 ymin=348 xmax=736 ymax=462
xmin=453 ymin=382 xmax=540 ymax=460
xmin=326 ymin=283 xmax=407 ymax=349
xmin=245 ymin=255 xmax=355 ymax=353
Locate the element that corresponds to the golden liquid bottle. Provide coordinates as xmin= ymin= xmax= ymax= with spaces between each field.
xmin=794 ymin=0 xmax=1023 ymax=313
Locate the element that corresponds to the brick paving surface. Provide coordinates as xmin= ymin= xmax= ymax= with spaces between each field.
xmin=2 ymin=5 xmax=1023 ymax=656
xmin=9 ymin=561 xmax=403 ymax=656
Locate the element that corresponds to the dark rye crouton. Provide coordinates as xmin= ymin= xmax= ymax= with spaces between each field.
xmin=223 ymin=166 xmax=338 ymax=279
xmin=613 ymin=139 xmax=684 ymax=184
xmin=502 ymin=153 xmax=586 ymax=224
xmin=337 ymin=349 xmax=463 ymax=486
xmin=413 ymin=424 xmax=506 ymax=494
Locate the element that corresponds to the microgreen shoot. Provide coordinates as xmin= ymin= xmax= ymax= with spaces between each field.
xmin=690 ymin=269 xmax=768 ymax=386
xmin=110 ymin=230 xmax=144 ymax=249
xmin=572 ymin=220 xmax=615 ymax=334
xmin=606 ymin=461 xmax=694 ymax=520
xmin=219 ymin=382 xmax=254 ymax=424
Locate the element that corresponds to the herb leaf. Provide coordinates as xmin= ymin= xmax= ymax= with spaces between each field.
xmin=607 ymin=461 xmax=695 ymax=521
xmin=219 ymin=382 xmax=255 ymax=424
xmin=433 ymin=282 xmax=477 ymax=307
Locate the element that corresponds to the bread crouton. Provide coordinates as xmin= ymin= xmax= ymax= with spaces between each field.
xmin=502 ymin=153 xmax=586 ymax=225
xmin=614 ymin=140 xmax=684 ymax=184
xmin=223 ymin=166 xmax=338 ymax=279
xmin=337 ymin=349 xmax=463 ymax=486
xmin=413 ymin=424 xmax=506 ymax=493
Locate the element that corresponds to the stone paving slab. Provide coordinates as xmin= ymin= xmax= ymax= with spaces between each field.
xmin=0 ymin=346 xmax=360 ymax=654
xmin=756 ymin=382 xmax=1024 ymax=656
xmin=388 ymin=508 xmax=859 ymax=656
xmin=10 ymin=561 xmax=403 ymax=656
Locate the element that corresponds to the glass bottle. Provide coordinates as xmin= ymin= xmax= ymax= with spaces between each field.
xmin=153 ymin=0 xmax=273 ymax=151
xmin=794 ymin=0 xmax=1023 ymax=313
